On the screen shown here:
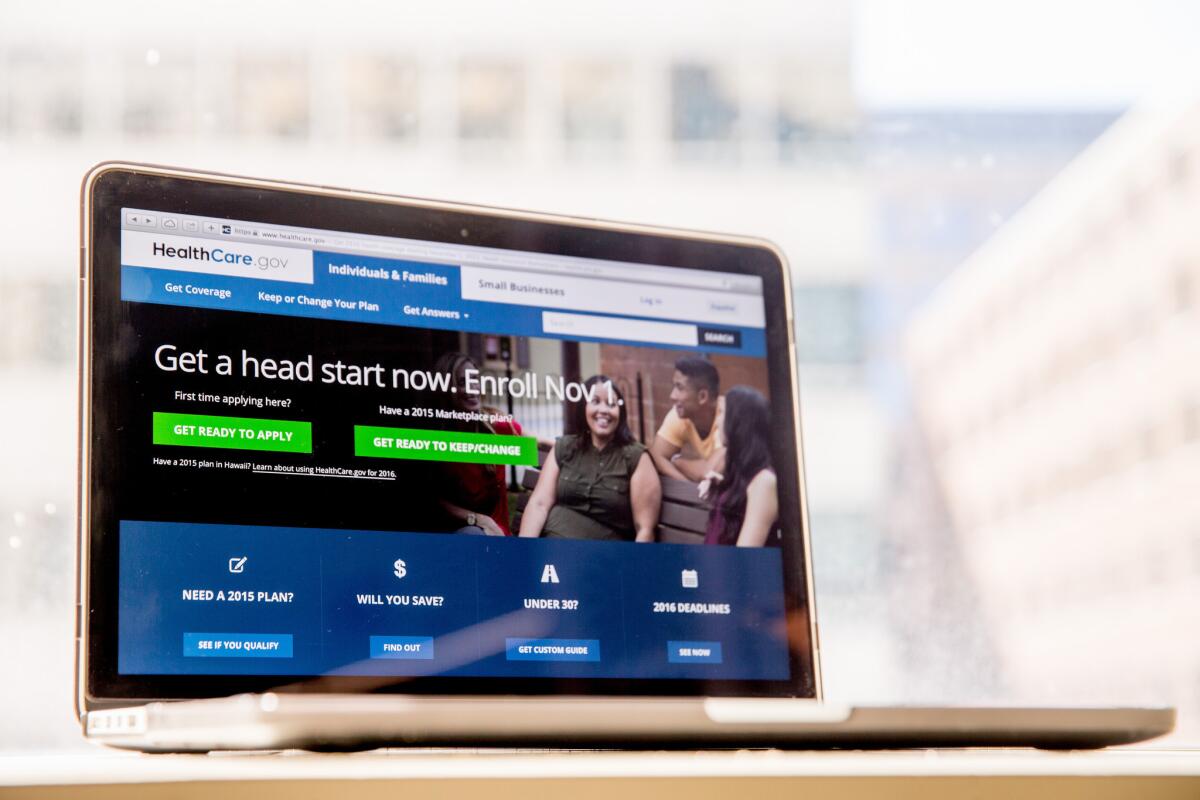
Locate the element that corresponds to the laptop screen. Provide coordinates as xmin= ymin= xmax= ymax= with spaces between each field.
xmin=84 ymin=171 xmax=815 ymax=699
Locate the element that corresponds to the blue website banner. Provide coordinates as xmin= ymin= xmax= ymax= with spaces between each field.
xmin=119 ymin=250 xmax=766 ymax=357
xmin=118 ymin=520 xmax=790 ymax=680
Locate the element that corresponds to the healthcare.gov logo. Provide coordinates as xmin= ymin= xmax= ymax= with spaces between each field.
xmin=121 ymin=229 xmax=314 ymax=285
xmin=151 ymin=240 xmax=293 ymax=272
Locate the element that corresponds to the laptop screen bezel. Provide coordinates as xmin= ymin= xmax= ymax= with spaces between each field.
xmin=79 ymin=164 xmax=819 ymax=707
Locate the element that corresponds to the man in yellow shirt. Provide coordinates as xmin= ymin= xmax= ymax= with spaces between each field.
xmin=650 ymin=357 xmax=724 ymax=482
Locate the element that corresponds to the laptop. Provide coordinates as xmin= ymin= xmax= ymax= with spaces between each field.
xmin=77 ymin=163 xmax=1173 ymax=751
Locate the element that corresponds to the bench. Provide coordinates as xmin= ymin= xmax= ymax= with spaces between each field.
xmin=655 ymin=476 xmax=710 ymax=545
xmin=513 ymin=448 xmax=708 ymax=544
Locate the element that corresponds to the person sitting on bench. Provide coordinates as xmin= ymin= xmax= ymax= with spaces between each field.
xmin=650 ymin=356 xmax=725 ymax=482
xmin=519 ymin=375 xmax=661 ymax=542
xmin=433 ymin=351 xmax=524 ymax=536
xmin=703 ymin=385 xmax=778 ymax=547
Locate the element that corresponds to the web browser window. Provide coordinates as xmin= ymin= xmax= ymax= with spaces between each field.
xmin=109 ymin=207 xmax=789 ymax=681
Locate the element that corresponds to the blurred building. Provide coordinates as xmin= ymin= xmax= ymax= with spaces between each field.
xmin=905 ymin=102 xmax=1200 ymax=727
xmin=864 ymin=111 xmax=1117 ymax=701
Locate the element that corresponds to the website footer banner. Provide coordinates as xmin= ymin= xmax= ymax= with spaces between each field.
xmin=117 ymin=520 xmax=790 ymax=680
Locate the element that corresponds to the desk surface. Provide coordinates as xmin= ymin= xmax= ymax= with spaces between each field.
xmin=3 ymin=749 xmax=1200 ymax=800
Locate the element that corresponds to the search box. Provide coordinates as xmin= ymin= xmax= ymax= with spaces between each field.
xmin=542 ymin=311 xmax=698 ymax=347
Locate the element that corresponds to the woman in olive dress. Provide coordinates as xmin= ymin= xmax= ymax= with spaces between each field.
xmin=519 ymin=375 xmax=660 ymax=542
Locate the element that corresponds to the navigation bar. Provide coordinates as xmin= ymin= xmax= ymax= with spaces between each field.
xmin=119 ymin=245 xmax=769 ymax=354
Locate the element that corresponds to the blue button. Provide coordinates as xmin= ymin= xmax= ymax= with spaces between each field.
xmin=370 ymin=635 xmax=435 ymax=660
xmin=667 ymin=640 xmax=722 ymax=664
xmin=505 ymin=638 xmax=601 ymax=662
xmin=183 ymin=632 xmax=293 ymax=658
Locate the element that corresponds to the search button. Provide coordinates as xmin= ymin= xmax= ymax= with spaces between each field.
xmin=697 ymin=327 xmax=741 ymax=349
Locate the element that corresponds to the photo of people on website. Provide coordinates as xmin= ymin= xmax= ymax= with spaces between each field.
xmin=134 ymin=305 xmax=781 ymax=549
xmin=426 ymin=334 xmax=781 ymax=547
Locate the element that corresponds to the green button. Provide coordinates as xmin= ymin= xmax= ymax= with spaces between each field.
xmin=355 ymin=425 xmax=537 ymax=466
xmin=153 ymin=412 xmax=312 ymax=453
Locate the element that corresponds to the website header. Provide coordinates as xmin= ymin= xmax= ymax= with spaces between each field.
xmin=121 ymin=207 xmax=763 ymax=296
xmin=118 ymin=211 xmax=768 ymax=356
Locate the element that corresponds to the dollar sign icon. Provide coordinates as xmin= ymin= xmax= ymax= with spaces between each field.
xmin=393 ymin=558 xmax=407 ymax=579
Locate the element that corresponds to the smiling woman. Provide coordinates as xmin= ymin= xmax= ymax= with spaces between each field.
xmin=519 ymin=375 xmax=662 ymax=543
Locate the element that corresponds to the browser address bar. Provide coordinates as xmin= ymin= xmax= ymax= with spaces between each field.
xmin=257 ymin=228 xmax=331 ymax=247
